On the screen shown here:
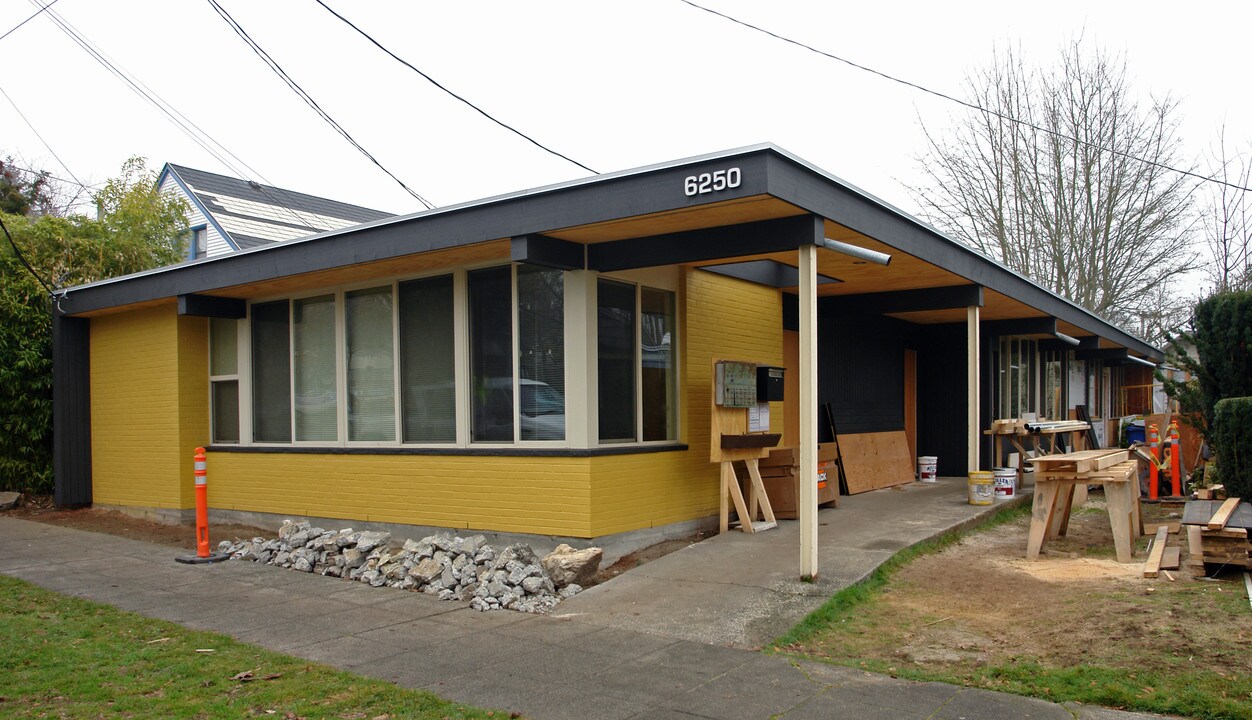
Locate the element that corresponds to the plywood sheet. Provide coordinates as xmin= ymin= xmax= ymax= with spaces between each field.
xmin=838 ymin=430 xmax=915 ymax=494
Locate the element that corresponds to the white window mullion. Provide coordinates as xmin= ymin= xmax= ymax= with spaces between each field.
xmin=239 ymin=314 xmax=253 ymax=444
xmin=511 ymin=264 xmax=521 ymax=444
xmin=392 ymin=280 xmax=402 ymax=444
xmin=335 ymin=290 xmax=348 ymax=446
xmin=453 ymin=270 xmax=470 ymax=447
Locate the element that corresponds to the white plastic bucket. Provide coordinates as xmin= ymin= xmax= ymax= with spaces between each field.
xmin=993 ymin=467 xmax=1016 ymax=500
xmin=968 ymin=471 xmax=994 ymax=505
xmin=917 ymin=456 xmax=938 ymax=483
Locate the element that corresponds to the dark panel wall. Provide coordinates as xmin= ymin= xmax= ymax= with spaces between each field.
xmin=816 ymin=313 xmax=911 ymax=438
xmin=54 ymin=314 xmax=92 ymax=506
xmin=915 ymin=325 xmax=971 ymax=477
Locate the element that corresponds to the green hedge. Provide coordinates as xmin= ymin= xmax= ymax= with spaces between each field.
xmin=1212 ymin=397 xmax=1252 ymax=499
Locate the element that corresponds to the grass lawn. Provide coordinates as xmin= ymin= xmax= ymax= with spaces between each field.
xmin=0 ymin=575 xmax=501 ymax=719
xmin=772 ymin=503 xmax=1252 ymax=720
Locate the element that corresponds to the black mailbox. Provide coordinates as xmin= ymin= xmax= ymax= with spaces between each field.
xmin=756 ymin=365 xmax=785 ymax=402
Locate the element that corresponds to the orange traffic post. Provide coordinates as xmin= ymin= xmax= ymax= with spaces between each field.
xmin=1147 ymin=424 xmax=1160 ymax=500
xmin=175 ymin=447 xmax=229 ymax=564
xmin=1168 ymin=421 xmax=1183 ymax=497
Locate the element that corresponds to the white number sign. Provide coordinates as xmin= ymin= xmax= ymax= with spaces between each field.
xmin=684 ymin=167 xmax=741 ymax=197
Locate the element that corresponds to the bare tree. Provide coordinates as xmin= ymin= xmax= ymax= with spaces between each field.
xmin=1201 ymin=128 xmax=1251 ymax=293
xmin=911 ymin=41 xmax=1197 ymax=336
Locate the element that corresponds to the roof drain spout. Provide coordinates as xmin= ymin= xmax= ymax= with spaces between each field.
xmin=821 ymin=238 xmax=891 ymax=266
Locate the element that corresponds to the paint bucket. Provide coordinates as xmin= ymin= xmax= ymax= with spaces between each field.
xmin=917 ymin=456 xmax=938 ymax=483
xmin=993 ymin=467 xmax=1016 ymax=500
xmin=967 ymin=471 xmax=994 ymax=505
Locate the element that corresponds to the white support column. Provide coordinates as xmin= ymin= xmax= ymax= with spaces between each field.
xmin=564 ymin=270 xmax=597 ymax=448
xmin=967 ymin=305 xmax=980 ymax=473
xmin=799 ymin=244 xmax=819 ymax=579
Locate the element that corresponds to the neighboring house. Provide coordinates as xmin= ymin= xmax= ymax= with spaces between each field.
xmin=55 ymin=145 xmax=1164 ymax=553
xmin=157 ymin=163 xmax=393 ymax=260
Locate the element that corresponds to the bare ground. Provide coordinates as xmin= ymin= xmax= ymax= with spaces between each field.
xmin=794 ymin=494 xmax=1252 ymax=682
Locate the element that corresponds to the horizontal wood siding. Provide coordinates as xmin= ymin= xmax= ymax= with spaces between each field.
xmin=590 ymin=268 xmax=783 ymax=536
xmin=161 ymin=174 xmax=233 ymax=257
xmin=90 ymin=303 xmax=190 ymax=509
xmin=207 ymin=453 xmax=592 ymax=536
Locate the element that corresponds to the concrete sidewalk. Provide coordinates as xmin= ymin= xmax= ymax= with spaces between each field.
xmin=560 ymin=477 xmax=1022 ymax=649
xmin=0 ymin=496 xmax=1169 ymax=719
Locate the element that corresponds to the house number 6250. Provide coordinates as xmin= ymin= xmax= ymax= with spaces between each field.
xmin=684 ymin=167 xmax=741 ymax=196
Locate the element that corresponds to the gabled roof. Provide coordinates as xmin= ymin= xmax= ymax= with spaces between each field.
xmin=160 ymin=164 xmax=393 ymax=250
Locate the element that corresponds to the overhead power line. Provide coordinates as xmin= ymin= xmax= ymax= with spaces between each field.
xmin=30 ymin=1 xmax=325 ymax=232
xmin=0 ymin=84 xmax=89 ymax=190
xmin=0 ymin=215 xmax=56 ymax=300
xmin=0 ymin=0 xmax=59 ymax=42
xmin=679 ymin=0 xmax=1252 ymax=194
xmin=205 ymin=0 xmax=435 ymax=209
xmin=314 ymin=0 xmax=597 ymax=175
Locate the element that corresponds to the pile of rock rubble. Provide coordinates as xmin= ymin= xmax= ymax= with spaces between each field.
xmin=217 ymin=520 xmax=602 ymax=614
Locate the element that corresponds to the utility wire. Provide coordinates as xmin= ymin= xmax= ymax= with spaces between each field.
xmin=0 ymin=85 xmax=89 ymax=190
xmin=0 ymin=214 xmax=56 ymax=300
xmin=0 ymin=0 xmax=59 ymax=42
xmin=205 ymin=0 xmax=434 ymax=208
xmin=679 ymin=0 xmax=1252 ymax=194
xmin=314 ymin=0 xmax=597 ymax=175
xmin=30 ymin=1 xmax=325 ymax=232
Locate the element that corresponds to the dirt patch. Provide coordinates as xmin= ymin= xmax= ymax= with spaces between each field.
xmin=795 ymin=492 xmax=1252 ymax=681
xmin=594 ymin=530 xmax=715 ymax=584
xmin=3 ymin=495 xmax=273 ymax=550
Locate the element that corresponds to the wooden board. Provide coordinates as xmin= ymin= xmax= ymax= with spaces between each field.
xmin=1142 ymin=522 xmax=1180 ymax=536
xmin=1208 ymin=498 xmax=1243 ymax=530
xmin=1182 ymin=500 xmax=1252 ymax=529
xmin=1161 ymin=546 xmax=1181 ymax=570
xmin=838 ymin=430 xmax=915 ymax=494
xmin=1143 ymin=525 xmax=1169 ymax=578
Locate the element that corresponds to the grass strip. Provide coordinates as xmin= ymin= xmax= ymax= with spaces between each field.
xmin=0 ymin=575 xmax=500 ymax=719
xmin=770 ymin=501 xmax=1030 ymax=650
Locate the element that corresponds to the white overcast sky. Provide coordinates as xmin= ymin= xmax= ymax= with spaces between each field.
xmin=3 ymin=0 xmax=1250 ymax=293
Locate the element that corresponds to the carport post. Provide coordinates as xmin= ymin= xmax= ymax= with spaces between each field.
xmin=967 ymin=305 xmax=980 ymax=472
xmin=799 ymin=243 xmax=818 ymax=579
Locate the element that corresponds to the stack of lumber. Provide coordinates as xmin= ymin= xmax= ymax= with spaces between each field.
xmin=753 ymin=446 xmax=839 ymax=519
xmin=1181 ymin=498 xmax=1252 ymax=571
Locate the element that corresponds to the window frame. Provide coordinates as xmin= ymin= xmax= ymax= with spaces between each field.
xmin=231 ymin=264 xmax=580 ymax=450
xmin=208 ymin=317 xmax=241 ymax=444
xmin=190 ymin=225 xmax=208 ymax=260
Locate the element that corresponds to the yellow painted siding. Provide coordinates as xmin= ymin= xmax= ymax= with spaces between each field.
xmin=91 ymin=304 xmax=188 ymax=509
xmin=206 ymin=453 xmax=592 ymax=536
xmin=589 ymin=268 xmax=784 ymax=536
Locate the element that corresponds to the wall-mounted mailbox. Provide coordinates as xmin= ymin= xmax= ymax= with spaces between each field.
xmin=757 ymin=365 xmax=785 ymax=402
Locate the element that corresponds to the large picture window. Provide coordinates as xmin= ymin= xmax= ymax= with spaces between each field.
xmin=252 ymin=300 xmax=292 ymax=442
xmin=518 ymin=265 xmax=565 ymax=441
xmin=598 ymin=279 xmax=636 ymax=443
xmin=597 ymin=280 xmax=678 ymax=444
xmin=346 ymin=286 xmax=396 ymax=441
xmin=227 ymin=265 xmax=672 ymax=450
xmin=400 ymin=275 xmax=455 ymax=443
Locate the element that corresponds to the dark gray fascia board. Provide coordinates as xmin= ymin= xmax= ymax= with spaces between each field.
xmin=511 ymin=234 xmax=585 ymax=270
xmin=55 ymin=146 xmax=778 ymax=316
xmin=818 ymin=285 xmax=983 ymax=316
xmin=587 ymin=215 xmax=823 ymax=272
xmin=984 ymin=317 xmax=1058 ymax=337
xmin=697 ymin=259 xmax=840 ymax=288
xmin=178 ymin=294 xmax=247 ymax=319
xmin=759 ymin=152 xmax=1163 ymax=361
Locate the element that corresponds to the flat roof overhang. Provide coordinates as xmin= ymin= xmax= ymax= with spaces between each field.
xmin=56 ymin=144 xmax=1162 ymax=361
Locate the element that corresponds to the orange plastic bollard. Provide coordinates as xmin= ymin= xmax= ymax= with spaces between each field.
xmin=1168 ymin=422 xmax=1183 ymax=497
xmin=1147 ymin=424 xmax=1160 ymax=500
xmin=194 ymin=447 xmax=209 ymax=557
